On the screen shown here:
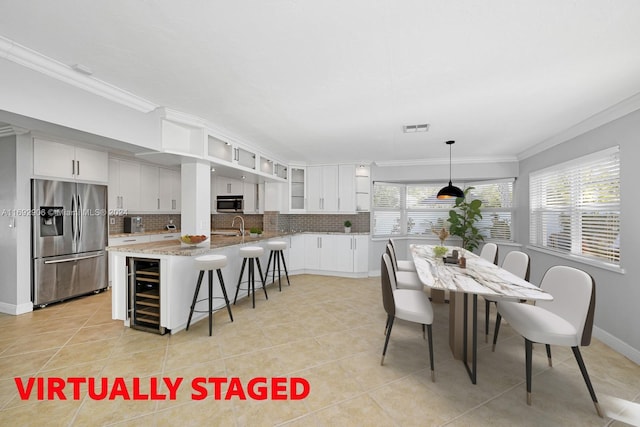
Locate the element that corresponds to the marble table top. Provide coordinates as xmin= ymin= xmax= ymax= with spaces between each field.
xmin=410 ymin=244 xmax=552 ymax=301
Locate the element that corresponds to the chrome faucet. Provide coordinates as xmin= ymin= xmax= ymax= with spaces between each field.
xmin=232 ymin=215 xmax=245 ymax=237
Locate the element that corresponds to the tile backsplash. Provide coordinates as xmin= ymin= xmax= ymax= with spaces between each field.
xmin=109 ymin=212 xmax=370 ymax=235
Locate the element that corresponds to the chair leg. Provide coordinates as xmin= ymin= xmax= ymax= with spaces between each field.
xmin=492 ymin=312 xmax=502 ymax=352
xmin=233 ymin=258 xmax=248 ymax=304
xmin=485 ymin=299 xmax=491 ymax=343
xmin=217 ymin=269 xmax=233 ymax=322
xmin=255 ymin=258 xmax=268 ymax=300
xmin=572 ymin=346 xmax=603 ymax=417
xmin=207 ymin=270 xmax=214 ymax=336
xmin=381 ymin=316 xmax=394 ymax=365
xmin=427 ymin=324 xmax=435 ymax=382
xmin=186 ymin=270 xmax=205 ymax=331
xmin=525 ymin=338 xmax=533 ymax=405
xmin=546 ymin=344 xmax=552 ymax=367
xmin=280 ymin=250 xmax=291 ymax=286
xmin=264 ymin=251 xmax=274 ymax=286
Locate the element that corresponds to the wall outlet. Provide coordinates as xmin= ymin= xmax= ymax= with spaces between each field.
xmin=109 ymin=217 xmax=115 ymax=225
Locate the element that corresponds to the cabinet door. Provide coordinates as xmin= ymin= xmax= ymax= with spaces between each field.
xmin=159 ymin=168 xmax=180 ymax=211
xmin=139 ymin=164 xmax=160 ymax=211
xmin=306 ymin=166 xmax=323 ymax=211
xmin=353 ymin=235 xmax=369 ymax=273
xmin=338 ymin=164 xmax=356 ymax=212
xmin=33 ymin=139 xmax=75 ymax=180
xmin=216 ymin=177 xmax=243 ymax=195
xmin=118 ymin=160 xmax=141 ymax=211
xmin=304 ymin=234 xmax=322 ymax=270
xmin=323 ymin=235 xmax=353 ymax=272
xmin=74 ymin=147 xmax=108 ymax=182
xmin=289 ymin=167 xmax=306 ymax=211
xmin=108 ymin=158 xmax=120 ymax=210
xmin=321 ymin=165 xmax=339 ymax=212
xmin=288 ymin=235 xmax=305 ymax=271
xmin=243 ymin=182 xmax=257 ymax=213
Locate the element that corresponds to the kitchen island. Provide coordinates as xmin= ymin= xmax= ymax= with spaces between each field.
xmin=107 ymin=232 xmax=293 ymax=334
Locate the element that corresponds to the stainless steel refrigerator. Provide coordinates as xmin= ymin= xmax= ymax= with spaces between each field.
xmin=32 ymin=179 xmax=108 ymax=307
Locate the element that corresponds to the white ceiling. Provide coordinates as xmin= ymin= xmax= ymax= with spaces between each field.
xmin=1 ymin=0 xmax=640 ymax=164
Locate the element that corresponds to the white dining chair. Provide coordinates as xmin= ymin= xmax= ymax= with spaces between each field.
xmin=380 ymin=253 xmax=436 ymax=381
xmin=496 ymin=265 xmax=601 ymax=417
xmin=485 ymin=250 xmax=530 ymax=344
xmin=388 ymin=239 xmax=417 ymax=271
xmin=479 ymin=242 xmax=499 ymax=264
xmin=385 ymin=243 xmax=424 ymax=290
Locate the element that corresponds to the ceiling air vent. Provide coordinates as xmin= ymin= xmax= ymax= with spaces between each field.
xmin=402 ymin=123 xmax=430 ymax=133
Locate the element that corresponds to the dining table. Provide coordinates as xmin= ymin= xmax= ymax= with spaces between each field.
xmin=410 ymin=244 xmax=553 ymax=384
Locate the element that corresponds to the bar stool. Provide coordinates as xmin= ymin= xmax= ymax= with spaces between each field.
xmin=233 ymin=246 xmax=268 ymax=308
xmin=186 ymin=254 xmax=234 ymax=336
xmin=264 ymin=241 xmax=290 ymax=291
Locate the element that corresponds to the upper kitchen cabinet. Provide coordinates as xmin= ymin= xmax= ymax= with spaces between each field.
xmin=33 ymin=138 xmax=108 ymax=183
xmin=355 ymin=164 xmax=371 ymax=212
xmin=108 ymin=158 xmax=140 ymax=211
xmin=289 ymin=166 xmax=306 ymax=211
xmin=158 ymin=168 xmax=181 ymax=211
xmin=306 ymin=164 xmax=357 ymax=213
xmin=235 ymin=147 xmax=256 ymax=170
xmin=216 ymin=176 xmax=244 ymax=196
xmin=138 ymin=164 xmax=181 ymax=212
xmin=307 ymin=165 xmax=338 ymax=212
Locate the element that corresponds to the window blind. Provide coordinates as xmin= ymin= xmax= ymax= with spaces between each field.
xmin=529 ymin=146 xmax=620 ymax=266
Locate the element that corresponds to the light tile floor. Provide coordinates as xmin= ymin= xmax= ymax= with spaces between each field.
xmin=0 ymin=274 xmax=639 ymax=426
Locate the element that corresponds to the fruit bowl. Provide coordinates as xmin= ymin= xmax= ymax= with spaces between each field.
xmin=180 ymin=234 xmax=208 ymax=245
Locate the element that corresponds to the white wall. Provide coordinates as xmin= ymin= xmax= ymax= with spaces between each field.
xmin=0 ymin=136 xmax=18 ymax=311
xmin=0 ymin=59 xmax=162 ymax=151
xmin=518 ymin=108 xmax=640 ymax=362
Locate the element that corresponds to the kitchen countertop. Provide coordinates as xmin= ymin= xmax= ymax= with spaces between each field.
xmin=106 ymin=231 xmax=294 ymax=256
xmin=106 ymin=231 xmax=369 ymax=256
xmin=108 ymin=229 xmax=181 ymax=238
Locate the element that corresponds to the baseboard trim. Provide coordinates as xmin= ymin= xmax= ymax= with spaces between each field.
xmin=0 ymin=301 xmax=33 ymax=315
xmin=593 ymin=326 xmax=640 ymax=365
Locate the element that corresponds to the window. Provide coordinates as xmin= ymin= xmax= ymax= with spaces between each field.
xmin=529 ymin=146 xmax=620 ymax=267
xmin=372 ymin=179 xmax=514 ymax=240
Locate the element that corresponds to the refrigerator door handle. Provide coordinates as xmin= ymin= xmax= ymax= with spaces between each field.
xmin=44 ymin=253 xmax=104 ymax=264
xmin=77 ymin=194 xmax=83 ymax=241
xmin=71 ymin=195 xmax=76 ymax=242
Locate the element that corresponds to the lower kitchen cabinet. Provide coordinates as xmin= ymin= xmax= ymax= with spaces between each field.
xmin=303 ymin=233 xmax=368 ymax=276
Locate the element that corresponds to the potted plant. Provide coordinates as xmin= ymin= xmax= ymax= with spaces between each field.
xmin=447 ymin=187 xmax=484 ymax=255
xmin=432 ymin=227 xmax=449 ymax=259
xmin=249 ymin=227 xmax=263 ymax=238
xmin=343 ymin=220 xmax=352 ymax=233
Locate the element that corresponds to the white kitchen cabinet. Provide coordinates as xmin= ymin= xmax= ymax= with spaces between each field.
xmin=108 ymin=158 xmax=141 ymax=211
xmin=216 ymin=176 xmax=244 ymax=196
xmin=243 ymin=182 xmax=258 ymax=213
xmin=302 ymin=233 xmax=368 ymax=274
xmin=139 ymin=164 xmax=160 ymax=211
xmin=159 ymin=168 xmax=181 ymax=211
xmin=288 ymin=234 xmax=305 ymax=272
xmin=147 ymin=232 xmax=180 ymax=242
xmin=306 ymin=164 xmax=356 ymax=213
xmin=289 ymin=166 xmax=306 ymax=211
xmin=307 ymin=165 xmax=338 ymax=212
xmin=338 ymin=164 xmax=356 ymax=213
xmin=33 ymin=138 xmax=108 ymax=183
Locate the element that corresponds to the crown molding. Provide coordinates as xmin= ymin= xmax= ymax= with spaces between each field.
xmin=0 ymin=124 xmax=29 ymax=137
xmin=0 ymin=35 xmax=158 ymax=113
xmin=518 ymin=91 xmax=640 ymax=160
xmin=374 ymin=156 xmax=518 ymax=167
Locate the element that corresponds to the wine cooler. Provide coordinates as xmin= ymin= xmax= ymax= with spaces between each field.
xmin=127 ymin=257 xmax=166 ymax=335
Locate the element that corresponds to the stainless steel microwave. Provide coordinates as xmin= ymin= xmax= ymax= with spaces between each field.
xmin=216 ymin=195 xmax=244 ymax=213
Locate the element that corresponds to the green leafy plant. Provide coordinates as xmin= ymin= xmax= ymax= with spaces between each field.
xmin=447 ymin=187 xmax=484 ymax=252
xmin=344 ymin=220 xmax=352 ymax=228
xmin=249 ymin=227 xmax=262 ymax=235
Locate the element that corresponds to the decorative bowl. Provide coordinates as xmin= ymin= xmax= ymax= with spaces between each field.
xmin=180 ymin=234 xmax=208 ymax=245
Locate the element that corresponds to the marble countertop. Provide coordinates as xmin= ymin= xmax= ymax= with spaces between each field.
xmin=108 ymin=229 xmax=181 ymax=238
xmin=106 ymin=231 xmax=295 ymax=256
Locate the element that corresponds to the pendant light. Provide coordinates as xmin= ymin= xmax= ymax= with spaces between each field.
xmin=437 ymin=140 xmax=464 ymax=199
